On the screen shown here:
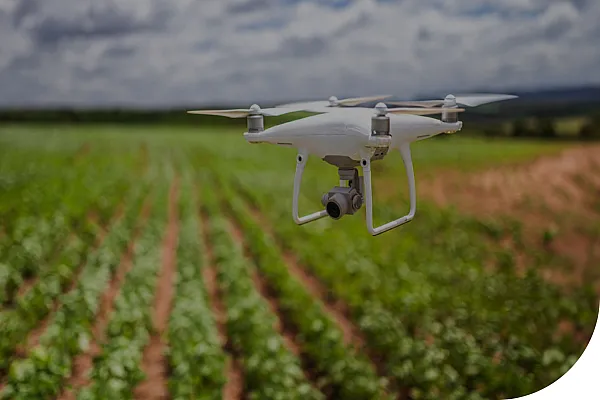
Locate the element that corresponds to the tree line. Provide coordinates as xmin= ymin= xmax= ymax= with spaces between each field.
xmin=481 ymin=114 xmax=600 ymax=140
xmin=1 ymin=108 xmax=599 ymax=141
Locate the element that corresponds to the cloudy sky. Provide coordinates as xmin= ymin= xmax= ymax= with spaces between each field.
xmin=0 ymin=0 xmax=599 ymax=108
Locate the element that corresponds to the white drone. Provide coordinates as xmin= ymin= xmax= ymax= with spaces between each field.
xmin=188 ymin=93 xmax=517 ymax=236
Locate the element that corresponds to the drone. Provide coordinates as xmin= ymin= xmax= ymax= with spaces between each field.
xmin=188 ymin=93 xmax=517 ymax=236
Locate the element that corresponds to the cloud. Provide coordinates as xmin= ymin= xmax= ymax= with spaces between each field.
xmin=0 ymin=0 xmax=599 ymax=107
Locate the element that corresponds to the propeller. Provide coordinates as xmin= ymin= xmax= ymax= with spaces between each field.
xmin=386 ymin=107 xmax=466 ymax=116
xmin=276 ymin=94 xmax=393 ymax=109
xmin=372 ymin=102 xmax=465 ymax=116
xmin=187 ymin=103 xmax=304 ymax=118
xmin=387 ymin=94 xmax=518 ymax=108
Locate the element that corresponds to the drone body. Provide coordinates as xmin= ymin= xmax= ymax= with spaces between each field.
xmin=188 ymin=93 xmax=517 ymax=236
xmin=244 ymin=108 xmax=462 ymax=159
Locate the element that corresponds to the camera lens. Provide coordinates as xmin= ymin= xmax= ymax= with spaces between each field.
xmin=325 ymin=193 xmax=349 ymax=220
xmin=326 ymin=201 xmax=342 ymax=219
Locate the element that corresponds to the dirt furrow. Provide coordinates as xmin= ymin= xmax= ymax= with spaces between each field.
xmin=224 ymin=216 xmax=322 ymax=389
xmin=235 ymin=200 xmax=395 ymax=392
xmin=248 ymin=262 xmax=302 ymax=356
xmin=199 ymin=211 xmax=244 ymax=400
xmin=134 ymin=179 xmax=180 ymax=400
xmin=248 ymin=206 xmax=366 ymax=349
xmin=57 ymin=199 xmax=152 ymax=400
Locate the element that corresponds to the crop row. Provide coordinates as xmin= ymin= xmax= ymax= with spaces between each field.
xmin=0 ymin=184 xmax=147 ymax=399
xmin=214 ymin=173 xmax=392 ymax=399
xmin=0 ymin=138 xmax=132 ymax=229
xmin=165 ymin=173 xmax=226 ymax=399
xmin=77 ymin=179 xmax=169 ymax=400
xmin=0 ymin=143 xmax=141 ymax=306
xmin=199 ymin=173 xmax=325 ymax=400
xmin=0 ymin=214 xmax=74 ymax=305
xmin=0 ymin=234 xmax=88 ymax=372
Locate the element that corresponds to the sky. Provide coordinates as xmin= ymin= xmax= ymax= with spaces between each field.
xmin=0 ymin=0 xmax=599 ymax=108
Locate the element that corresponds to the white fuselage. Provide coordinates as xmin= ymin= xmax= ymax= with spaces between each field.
xmin=243 ymin=109 xmax=462 ymax=160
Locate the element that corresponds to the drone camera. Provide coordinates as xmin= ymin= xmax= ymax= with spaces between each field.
xmin=321 ymin=168 xmax=364 ymax=220
xmin=321 ymin=187 xmax=363 ymax=220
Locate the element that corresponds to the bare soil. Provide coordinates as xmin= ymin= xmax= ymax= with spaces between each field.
xmin=281 ymin=250 xmax=366 ymax=349
xmin=199 ymin=211 xmax=244 ymax=400
xmin=57 ymin=199 xmax=152 ymax=400
xmin=134 ymin=179 xmax=180 ymax=400
xmin=416 ymin=144 xmax=600 ymax=289
xmin=245 ymin=208 xmax=366 ymax=347
xmin=231 ymin=205 xmax=398 ymax=396
xmin=225 ymin=217 xmax=321 ymax=390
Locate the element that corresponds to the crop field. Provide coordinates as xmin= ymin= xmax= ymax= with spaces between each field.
xmin=0 ymin=124 xmax=598 ymax=400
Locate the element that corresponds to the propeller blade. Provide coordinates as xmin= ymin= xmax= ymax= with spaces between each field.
xmin=387 ymin=100 xmax=443 ymax=108
xmin=275 ymin=100 xmax=330 ymax=109
xmin=276 ymin=95 xmax=392 ymax=108
xmin=337 ymin=95 xmax=393 ymax=106
xmin=451 ymin=94 xmax=518 ymax=107
xmin=386 ymin=107 xmax=466 ymax=116
xmin=187 ymin=106 xmax=308 ymax=118
xmin=388 ymin=94 xmax=518 ymax=108
xmin=186 ymin=109 xmax=250 ymax=118
xmin=260 ymin=107 xmax=307 ymax=116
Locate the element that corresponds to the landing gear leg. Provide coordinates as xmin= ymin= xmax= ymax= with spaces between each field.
xmin=361 ymin=143 xmax=417 ymax=236
xmin=292 ymin=151 xmax=328 ymax=225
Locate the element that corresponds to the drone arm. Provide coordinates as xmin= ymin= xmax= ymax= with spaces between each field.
xmin=292 ymin=151 xmax=328 ymax=225
xmin=362 ymin=143 xmax=416 ymax=236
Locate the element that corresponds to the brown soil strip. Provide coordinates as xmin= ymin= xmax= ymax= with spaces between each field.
xmin=57 ymin=199 xmax=152 ymax=400
xmin=133 ymin=178 xmax=180 ymax=400
xmin=74 ymin=143 xmax=91 ymax=162
xmin=412 ymin=144 xmax=600 ymax=290
xmin=199 ymin=210 xmax=244 ymax=400
xmin=232 ymin=198 xmax=402 ymax=397
xmin=284 ymin=250 xmax=365 ymax=349
xmin=244 ymin=205 xmax=368 ymax=349
xmin=225 ymin=218 xmax=321 ymax=386
xmin=249 ymin=268 xmax=302 ymax=356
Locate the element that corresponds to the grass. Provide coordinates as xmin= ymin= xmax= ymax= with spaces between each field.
xmin=555 ymin=117 xmax=588 ymax=136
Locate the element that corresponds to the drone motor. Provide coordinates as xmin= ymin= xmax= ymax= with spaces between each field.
xmin=247 ymin=104 xmax=265 ymax=133
xmin=369 ymin=102 xmax=392 ymax=161
xmin=442 ymin=95 xmax=459 ymax=123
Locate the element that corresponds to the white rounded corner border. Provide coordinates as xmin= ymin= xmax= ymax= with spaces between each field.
xmin=507 ymin=304 xmax=600 ymax=400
